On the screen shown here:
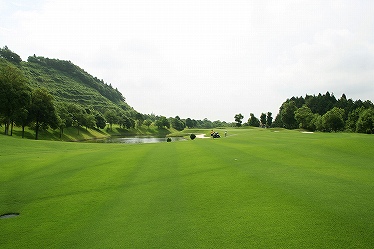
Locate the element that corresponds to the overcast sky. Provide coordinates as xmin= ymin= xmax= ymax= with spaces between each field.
xmin=1 ymin=0 xmax=373 ymax=122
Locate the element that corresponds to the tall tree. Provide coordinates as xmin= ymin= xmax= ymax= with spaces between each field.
xmin=95 ymin=113 xmax=106 ymax=129
xmin=234 ymin=113 xmax=244 ymax=127
xmin=66 ymin=103 xmax=86 ymax=134
xmin=345 ymin=107 xmax=364 ymax=132
xmin=321 ymin=107 xmax=345 ymax=132
xmin=82 ymin=112 xmax=96 ymax=130
xmin=0 ymin=65 xmax=31 ymax=135
xmin=14 ymin=107 xmax=30 ymax=138
xmin=356 ymin=108 xmax=374 ymax=134
xmin=104 ymin=110 xmax=118 ymax=131
xmin=266 ymin=112 xmax=273 ymax=128
xmin=311 ymin=113 xmax=322 ymax=131
xmin=280 ymin=100 xmax=298 ymax=129
xmin=260 ymin=113 xmax=266 ymax=127
xmin=247 ymin=113 xmax=260 ymax=127
xmin=295 ymin=105 xmax=314 ymax=130
xmin=171 ymin=116 xmax=185 ymax=131
xmin=271 ymin=113 xmax=283 ymax=128
xmin=29 ymin=88 xmax=58 ymax=140
xmin=185 ymin=118 xmax=194 ymax=128
xmin=155 ymin=116 xmax=170 ymax=129
xmin=123 ymin=116 xmax=135 ymax=129
xmin=56 ymin=103 xmax=73 ymax=138
xmin=135 ymin=112 xmax=144 ymax=127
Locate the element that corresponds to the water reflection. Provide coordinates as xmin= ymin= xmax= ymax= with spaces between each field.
xmin=89 ymin=136 xmax=185 ymax=144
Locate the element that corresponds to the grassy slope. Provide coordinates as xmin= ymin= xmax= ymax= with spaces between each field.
xmin=21 ymin=59 xmax=133 ymax=114
xmin=0 ymin=57 xmax=133 ymax=116
xmin=1 ymin=129 xmax=373 ymax=248
xmin=0 ymin=124 xmax=177 ymax=141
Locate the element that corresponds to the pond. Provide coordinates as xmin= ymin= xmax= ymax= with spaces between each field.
xmin=87 ymin=136 xmax=185 ymax=144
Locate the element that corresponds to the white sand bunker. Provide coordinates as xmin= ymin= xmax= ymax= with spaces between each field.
xmin=301 ymin=131 xmax=314 ymax=134
xmin=0 ymin=213 xmax=19 ymax=219
xmin=196 ymin=134 xmax=209 ymax=138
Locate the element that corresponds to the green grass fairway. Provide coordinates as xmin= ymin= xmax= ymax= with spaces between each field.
xmin=1 ymin=129 xmax=374 ymax=248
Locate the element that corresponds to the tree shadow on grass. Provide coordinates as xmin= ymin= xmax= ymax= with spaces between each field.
xmin=36 ymin=127 xmax=103 ymax=141
xmin=92 ymin=127 xmax=106 ymax=135
xmin=12 ymin=130 xmax=35 ymax=139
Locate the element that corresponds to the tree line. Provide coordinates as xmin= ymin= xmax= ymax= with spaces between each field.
xmin=3 ymin=59 xmax=372 ymax=136
xmin=233 ymin=112 xmax=273 ymax=128
xmin=0 ymin=64 xmax=57 ymax=139
xmin=238 ymin=92 xmax=373 ymax=133
xmin=0 ymin=56 xmax=231 ymax=139
xmin=4 ymin=46 xmax=372 ymax=136
xmin=274 ymin=92 xmax=374 ymax=133
xmin=234 ymin=92 xmax=373 ymax=134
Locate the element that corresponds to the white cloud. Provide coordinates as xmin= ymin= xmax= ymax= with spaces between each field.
xmin=267 ymin=27 xmax=374 ymax=103
xmin=1 ymin=0 xmax=374 ymax=121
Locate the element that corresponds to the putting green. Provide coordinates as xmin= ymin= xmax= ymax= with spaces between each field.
xmin=1 ymin=129 xmax=373 ymax=248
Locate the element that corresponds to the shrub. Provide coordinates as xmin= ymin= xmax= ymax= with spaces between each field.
xmin=190 ymin=134 xmax=196 ymax=140
xmin=166 ymin=137 xmax=172 ymax=142
xmin=322 ymin=107 xmax=345 ymax=132
xmin=356 ymin=108 xmax=374 ymax=134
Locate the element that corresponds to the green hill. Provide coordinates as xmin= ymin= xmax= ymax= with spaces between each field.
xmin=0 ymin=46 xmax=146 ymax=140
xmin=23 ymin=55 xmax=134 ymax=115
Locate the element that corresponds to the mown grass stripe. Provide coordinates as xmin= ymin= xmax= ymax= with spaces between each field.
xmin=1 ymin=130 xmax=374 ymax=248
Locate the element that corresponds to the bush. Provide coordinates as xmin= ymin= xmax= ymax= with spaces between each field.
xmin=190 ymin=134 xmax=196 ymax=140
xmin=166 ymin=137 xmax=172 ymax=142
xmin=356 ymin=108 xmax=374 ymax=134
xmin=322 ymin=107 xmax=345 ymax=132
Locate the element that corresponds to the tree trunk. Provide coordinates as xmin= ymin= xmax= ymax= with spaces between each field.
xmin=35 ymin=120 xmax=39 ymax=140
xmin=22 ymin=125 xmax=25 ymax=138
xmin=4 ymin=119 xmax=10 ymax=135
xmin=10 ymin=121 xmax=13 ymax=136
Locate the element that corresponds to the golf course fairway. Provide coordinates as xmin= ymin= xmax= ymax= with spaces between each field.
xmin=1 ymin=128 xmax=373 ymax=248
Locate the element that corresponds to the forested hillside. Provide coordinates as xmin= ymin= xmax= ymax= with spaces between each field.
xmin=0 ymin=46 xmax=137 ymax=139
xmin=25 ymin=55 xmax=133 ymax=114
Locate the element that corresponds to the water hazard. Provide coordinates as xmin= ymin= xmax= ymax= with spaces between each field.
xmin=0 ymin=213 xmax=19 ymax=219
xmin=88 ymin=136 xmax=185 ymax=144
